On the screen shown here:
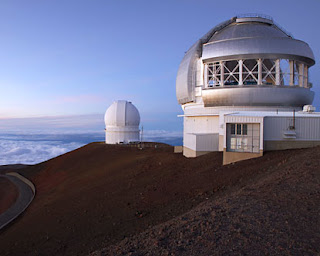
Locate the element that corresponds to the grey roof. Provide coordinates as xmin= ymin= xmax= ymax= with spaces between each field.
xmin=208 ymin=22 xmax=287 ymax=43
xmin=202 ymin=37 xmax=315 ymax=64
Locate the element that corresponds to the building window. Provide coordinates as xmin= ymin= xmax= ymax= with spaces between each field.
xmin=243 ymin=124 xmax=248 ymax=135
xmin=231 ymin=123 xmax=247 ymax=135
xmin=227 ymin=123 xmax=260 ymax=153
xmin=236 ymin=124 xmax=242 ymax=135
xmin=231 ymin=124 xmax=235 ymax=134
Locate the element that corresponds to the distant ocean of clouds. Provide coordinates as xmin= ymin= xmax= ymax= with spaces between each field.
xmin=0 ymin=114 xmax=182 ymax=165
xmin=0 ymin=131 xmax=182 ymax=165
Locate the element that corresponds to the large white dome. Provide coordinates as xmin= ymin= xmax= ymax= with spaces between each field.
xmin=104 ymin=100 xmax=140 ymax=144
xmin=176 ymin=15 xmax=315 ymax=107
xmin=104 ymin=100 xmax=140 ymax=127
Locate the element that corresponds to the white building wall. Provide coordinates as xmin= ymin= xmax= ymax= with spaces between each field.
xmin=184 ymin=133 xmax=197 ymax=151
xmin=264 ymin=116 xmax=320 ymax=140
xmin=105 ymin=129 xmax=140 ymax=144
xmin=183 ymin=116 xmax=220 ymax=151
xmin=184 ymin=116 xmax=219 ymax=134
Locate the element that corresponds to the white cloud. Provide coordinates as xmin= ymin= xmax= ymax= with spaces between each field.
xmin=0 ymin=114 xmax=104 ymax=133
xmin=0 ymin=138 xmax=84 ymax=165
xmin=0 ymin=129 xmax=182 ymax=165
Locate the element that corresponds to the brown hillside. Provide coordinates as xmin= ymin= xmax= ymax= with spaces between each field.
xmin=97 ymin=146 xmax=320 ymax=255
xmin=0 ymin=142 xmax=319 ymax=255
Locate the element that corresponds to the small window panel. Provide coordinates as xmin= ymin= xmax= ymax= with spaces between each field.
xmin=230 ymin=138 xmax=236 ymax=150
xmin=243 ymin=124 xmax=248 ymax=135
xmin=231 ymin=124 xmax=235 ymax=135
xmin=236 ymin=124 xmax=242 ymax=135
xmin=236 ymin=138 xmax=242 ymax=149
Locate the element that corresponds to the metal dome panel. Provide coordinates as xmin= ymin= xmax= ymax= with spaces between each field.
xmin=176 ymin=40 xmax=201 ymax=104
xmin=208 ymin=23 xmax=287 ymax=43
xmin=176 ymin=18 xmax=235 ymax=104
xmin=104 ymin=100 xmax=140 ymax=127
xmin=176 ymin=15 xmax=315 ymax=106
xmin=203 ymin=37 xmax=315 ymax=65
xmin=202 ymin=86 xmax=314 ymax=107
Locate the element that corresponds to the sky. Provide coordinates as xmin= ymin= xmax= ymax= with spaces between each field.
xmin=0 ymin=0 xmax=320 ymax=165
xmin=0 ymin=0 xmax=320 ymax=128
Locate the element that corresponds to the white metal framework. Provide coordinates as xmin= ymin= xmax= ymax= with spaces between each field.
xmin=205 ymin=59 xmax=309 ymax=88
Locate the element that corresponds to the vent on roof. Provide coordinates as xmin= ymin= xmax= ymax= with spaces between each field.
xmin=303 ymin=105 xmax=316 ymax=113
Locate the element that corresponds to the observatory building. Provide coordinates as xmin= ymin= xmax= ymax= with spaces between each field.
xmin=176 ymin=15 xmax=320 ymax=164
xmin=104 ymin=100 xmax=140 ymax=144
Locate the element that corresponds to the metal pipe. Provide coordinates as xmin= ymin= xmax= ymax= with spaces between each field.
xmin=293 ymin=109 xmax=295 ymax=130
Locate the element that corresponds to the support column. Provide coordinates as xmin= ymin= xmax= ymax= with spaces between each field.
xmin=275 ymin=59 xmax=280 ymax=85
xmin=299 ymin=62 xmax=304 ymax=87
xmin=239 ymin=60 xmax=243 ymax=85
xmin=258 ymin=59 xmax=262 ymax=85
xmin=204 ymin=64 xmax=208 ymax=87
xmin=304 ymin=65 xmax=308 ymax=88
xmin=220 ymin=61 xmax=224 ymax=87
xmin=289 ymin=60 xmax=294 ymax=85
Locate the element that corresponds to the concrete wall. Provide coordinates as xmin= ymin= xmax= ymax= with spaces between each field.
xmin=223 ymin=149 xmax=263 ymax=165
xmin=174 ymin=146 xmax=183 ymax=153
xmin=183 ymin=146 xmax=212 ymax=158
xmin=184 ymin=133 xmax=219 ymax=152
xmin=219 ymin=135 xmax=224 ymax=151
xmin=264 ymin=140 xmax=320 ymax=151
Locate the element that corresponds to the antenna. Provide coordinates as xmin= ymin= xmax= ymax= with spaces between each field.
xmin=140 ymin=125 xmax=144 ymax=149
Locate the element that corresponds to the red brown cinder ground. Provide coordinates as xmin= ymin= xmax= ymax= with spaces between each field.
xmin=0 ymin=142 xmax=319 ymax=255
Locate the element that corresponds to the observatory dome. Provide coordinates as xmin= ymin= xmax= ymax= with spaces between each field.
xmin=104 ymin=100 xmax=140 ymax=127
xmin=176 ymin=15 xmax=315 ymax=107
xmin=104 ymin=100 xmax=140 ymax=144
xmin=176 ymin=15 xmax=320 ymax=163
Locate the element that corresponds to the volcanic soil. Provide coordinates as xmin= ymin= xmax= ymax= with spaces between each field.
xmin=0 ymin=142 xmax=319 ymax=255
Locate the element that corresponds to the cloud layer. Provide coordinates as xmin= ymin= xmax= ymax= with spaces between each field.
xmin=0 ymin=136 xmax=84 ymax=165
xmin=0 ymin=131 xmax=182 ymax=165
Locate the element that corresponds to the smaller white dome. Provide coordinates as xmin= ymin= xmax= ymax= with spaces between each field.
xmin=104 ymin=100 xmax=140 ymax=127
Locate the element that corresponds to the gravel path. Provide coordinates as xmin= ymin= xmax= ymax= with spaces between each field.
xmin=0 ymin=174 xmax=35 ymax=230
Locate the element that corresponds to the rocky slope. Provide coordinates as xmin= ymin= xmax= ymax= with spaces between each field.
xmin=0 ymin=142 xmax=319 ymax=255
xmin=95 ymin=146 xmax=320 ymax=255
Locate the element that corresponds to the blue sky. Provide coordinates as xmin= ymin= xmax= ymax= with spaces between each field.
xmin=0 ymin=0 xmax=320 ymax=131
